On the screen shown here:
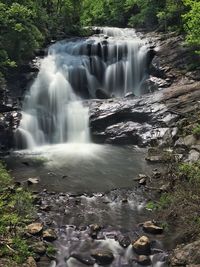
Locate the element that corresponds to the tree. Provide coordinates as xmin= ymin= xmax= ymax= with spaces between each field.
xmin=183 ymin=0 xmax=200 ymax=51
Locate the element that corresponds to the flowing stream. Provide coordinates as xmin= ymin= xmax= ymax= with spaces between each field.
xmin=9 ymin=27 xmax=169 ymax=267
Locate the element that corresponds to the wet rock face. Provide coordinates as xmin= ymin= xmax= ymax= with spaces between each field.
xmin=89 ymin=92 xmax=174 ymax=146
xmin=89 ymin=82 xmax=200 ymax=146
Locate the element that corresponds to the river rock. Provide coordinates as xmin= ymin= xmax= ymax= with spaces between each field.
xmin=27 ymin=178 xmax=40 ymax=185
xmin=186 ymin=149 xmax=200 ymax=163
xmin=27 ymin=223 xmax=43 ymax=235
xmin=70 ymin=253 xmax=96 ymax=266
xmin=118 ymin=235 xmax=131 ymax=248
xmin=132 ymin=236 xmax=151 ymax=255
xmin=142 ymin=221 xmax=164 ymax=235
xmin=175 ymin=135 xmax=197 ymax=148
xmin=170 ymin=240 xmax=200 ymax=266
xmin=30 ymin=242 xmax=46 ymax=255
xmin=43 ymin=229 xmax=57 ymax=242
xmin=91 ymin=249 xmax=114 ymax=265
xmin=89 ymin=224 xmax=102 ymax=239
xmin=134 ymin=255 xmax=151 ymax=266
xmin=26 ymin=257 xmax=37 ymax=267
xmin=139 ymin=178 xmax=147 ymax=185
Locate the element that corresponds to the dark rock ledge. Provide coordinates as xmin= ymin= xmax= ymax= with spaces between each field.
xmin=89 ymin=81 xmax=200 ymax=146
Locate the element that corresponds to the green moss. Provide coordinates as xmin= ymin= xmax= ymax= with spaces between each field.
xmin=179 ymin=161 xmax=200 ymax=183
xmin=46 ymin=244 xmax=57 ymax=255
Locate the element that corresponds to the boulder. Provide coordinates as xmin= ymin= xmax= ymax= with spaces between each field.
xmin=27 ymin=223 xmax=43 ymax=235
xmin=142 ymin=221 xmax=164 ymax=235
xmin=132 ymin=236 xmax=151 ymax=255
xmin=43 ymin=229 xmax=57 ymax=242
xmin=91 ymin=249 xmax=114 ymax=265
xmin=170 ymin=240 xmax=200 ymax=266
xmin=175 ymin=135 xmax=197 ymax=148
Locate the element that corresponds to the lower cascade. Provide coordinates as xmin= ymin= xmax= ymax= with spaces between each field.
xmin=15 ymin=27 xmax=149 ymax=149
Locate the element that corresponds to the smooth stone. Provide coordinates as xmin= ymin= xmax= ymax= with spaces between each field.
xmin=43 ymin=229 xmax=57 ymax=242
xmin=27 ymin=178 xmax=40 ymax=185
xmin=139 ymin=178 xmax=147 ymax=185
xmin=132 ymin=236 xmax=151 ymax=255
xmin=142 ymin=221 xmax=164 ymax=235
xmin=27 ymin=223 xmax=43 ymax=235
xmin=91 ymin=249 xmax=114 ymax=265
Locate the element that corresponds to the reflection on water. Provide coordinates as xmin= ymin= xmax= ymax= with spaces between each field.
xmin=6 ymin=144 xmax=156 ymax=193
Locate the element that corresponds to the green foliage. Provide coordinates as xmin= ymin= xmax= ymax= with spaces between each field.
xmin=12 ymin=237 xmax=31 ymax=264
xmin=145 ymin=201 xmax=156 ymax=210
xmin=183 ymin=0 xmax=200 ymax=52
xmin=0 ymin=162 xmax=12 ymax=191
xmin=0 ymin=0 xmax=83 ymax=81
xmin=192 ymin=124 xmax=200 ymax=137
xmin=146 ymin=194 xmax=172 ymax=211
xmin=0 ymin=161 xmax=35 ymax=263
xmin=179 ymin=161 xmax=200 ymax=183
xmin=157 ymin=193 xmax=173 ymax=209
xmin=46 ymin=244 xmax=57 ymax=255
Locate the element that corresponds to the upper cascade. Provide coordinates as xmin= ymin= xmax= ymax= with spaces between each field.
xmin=15 ymin=27 xmax=150 ymax=149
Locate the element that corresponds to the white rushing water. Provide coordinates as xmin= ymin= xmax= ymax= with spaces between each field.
xmin=15 ymin=27 xmax=148 ymax=150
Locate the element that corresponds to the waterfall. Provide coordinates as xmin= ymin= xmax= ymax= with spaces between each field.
xmin=15 ymin=27 xmax=148 ymax=149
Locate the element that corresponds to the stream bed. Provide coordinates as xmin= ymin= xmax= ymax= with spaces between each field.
xmin=4 ymin=144 xmax=169 ymax=267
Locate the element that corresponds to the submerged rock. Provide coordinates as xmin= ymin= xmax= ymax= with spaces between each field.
xmin=70 ymin=253 xmax=96 ymax=266
xmin=132 ymin=236 xmax=151 ymax=255
xmin=91 ymin=249 xmax=114 ymax=265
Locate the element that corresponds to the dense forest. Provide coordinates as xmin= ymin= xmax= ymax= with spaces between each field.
xmin=0 ymin=0 xmax=199 ymax=83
